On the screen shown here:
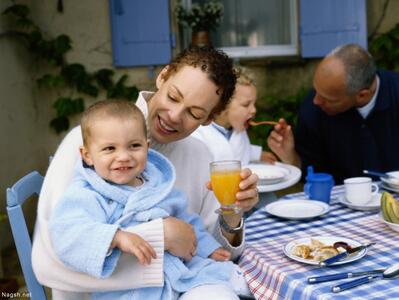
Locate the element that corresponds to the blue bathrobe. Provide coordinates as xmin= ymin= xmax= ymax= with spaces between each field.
xmin=50 ymin=149 xmax=233 ymax=300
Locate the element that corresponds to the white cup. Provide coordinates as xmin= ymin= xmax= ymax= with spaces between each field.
xmin=344 ymin=177 xmax=379 ymax=205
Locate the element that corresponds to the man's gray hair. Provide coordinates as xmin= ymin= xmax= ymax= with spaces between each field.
xmin=328 ymin=44 xmax=376 ymax=94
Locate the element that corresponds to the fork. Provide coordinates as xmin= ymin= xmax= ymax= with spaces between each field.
xmin=248 ymin=120 xmax=278 ymax=126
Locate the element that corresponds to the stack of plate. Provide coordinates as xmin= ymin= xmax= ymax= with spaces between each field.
xmin=380 ymin=171 xmax=399 ymax=193
xmin=246 ymin=164 xmax=290 ymax=185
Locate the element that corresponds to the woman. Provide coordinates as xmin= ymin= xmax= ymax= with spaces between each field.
xmin=32 ymin=46 xmax=258 ymax=299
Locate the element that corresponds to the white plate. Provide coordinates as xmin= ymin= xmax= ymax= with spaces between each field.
xmin=380 ymin=171 xmax=399 ymax=189
xmin=339 ymin=193 xmax=382 ymax=211
xmin=265 ymin=199 xmax=329 ymax=220
xmin=246 ymin=163 xmax=290 ymax=185
xmin=283 ymin=236 xmax=368 ymax=266
xmin=247 ymin=162 xmax=301 ymax=193
xmin=380 ymin=214 xmax=399 ymax=233
xmin=380 ymin=182 xmax=399 ymax=193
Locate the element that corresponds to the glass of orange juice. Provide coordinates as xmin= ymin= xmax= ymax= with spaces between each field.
xmin=210 ymin=160 xmax=241 ymax=214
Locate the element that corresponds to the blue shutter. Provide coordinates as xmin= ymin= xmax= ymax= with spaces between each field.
xmin=109 ymin=0 xmax=173 ymax=67
xmin=300 ymin=0 xmax=367 ymax=58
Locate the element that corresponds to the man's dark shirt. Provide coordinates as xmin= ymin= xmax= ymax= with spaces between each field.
xmin=295 ymin=70 xmax=399 ymax=184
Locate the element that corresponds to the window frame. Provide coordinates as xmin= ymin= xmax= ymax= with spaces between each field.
xmin=180 ymin=0 xmax=299 ymax=59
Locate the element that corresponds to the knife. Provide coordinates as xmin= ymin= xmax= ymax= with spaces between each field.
xmin=308 ymin=269 xmax=385 ymax=283
xmin=319 ymin=243 xmax=375 ymax=267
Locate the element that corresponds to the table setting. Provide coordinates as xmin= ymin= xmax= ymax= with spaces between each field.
xmin=239 ymin=167 xmax=399 ymax=300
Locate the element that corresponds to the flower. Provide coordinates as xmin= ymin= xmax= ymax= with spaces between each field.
xmin=175 ymin=1 xmax=224 ymax=32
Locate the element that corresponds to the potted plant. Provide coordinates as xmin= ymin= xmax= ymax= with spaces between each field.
xmin=175 ymin=1 xmax=223 ymax=46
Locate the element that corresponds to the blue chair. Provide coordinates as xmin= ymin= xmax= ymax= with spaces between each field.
xmin=6 ymin=171 xmax=47 ymax=300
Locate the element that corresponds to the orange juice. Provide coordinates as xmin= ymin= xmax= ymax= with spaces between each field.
xmin=211 ymin=170 xmax=241 ymax=206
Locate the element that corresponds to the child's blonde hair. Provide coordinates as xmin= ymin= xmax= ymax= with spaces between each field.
xmin=234 ymin=66 xmax=256 ymax=86
xmin=81 ymin=100 xmax=146 ymax=146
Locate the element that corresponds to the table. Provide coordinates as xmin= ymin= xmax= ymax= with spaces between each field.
xmin=239 ymin=185 xmax=399 ymax=300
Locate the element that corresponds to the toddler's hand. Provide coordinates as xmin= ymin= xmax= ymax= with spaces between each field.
xmin=111 ymin=230 xmax=156 ymax=265
xmin=261 ymin=151 xmax=277 ymax=163
xmin=209 ymin=247 xmax=231 ymax=261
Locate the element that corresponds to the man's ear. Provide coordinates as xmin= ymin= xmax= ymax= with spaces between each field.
xmin=356 ymin=88 xmax=372 ymax=106
xmin=79 ymin=146 xmax=93 ymax=166
xmin=156 ymin=66 xmax=169 ymax=89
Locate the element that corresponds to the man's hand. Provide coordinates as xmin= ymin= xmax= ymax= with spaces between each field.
xmin=111 ymin=230 xmax=156 ymax=265
xmin=163 ymin=217 xmax=197 ymax=261
xmin=209 ymin=247 xmax=231 ymax=261
xmin=267 ymin=118 xmax=301 ymax=167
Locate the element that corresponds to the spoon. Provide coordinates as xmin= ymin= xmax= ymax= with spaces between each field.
xmin=332 ymin=263 xmax=399 ymax=293
xmin=363 ymin=170 xmax=399 ymax=185
xmin=248 ymin=120 xmax=278 ymax=126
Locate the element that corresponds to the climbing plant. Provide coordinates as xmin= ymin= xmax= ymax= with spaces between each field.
xmin=369 ymin=23 xmax=399 ymax=72
xmin=3 ymin=3 xmax=139 ymax=133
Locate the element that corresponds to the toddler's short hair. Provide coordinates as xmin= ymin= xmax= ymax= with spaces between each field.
xmin=235 ymin=66 xmax=256 ymax=86
xmin=81 ymin=100 xmax=146 ymax=146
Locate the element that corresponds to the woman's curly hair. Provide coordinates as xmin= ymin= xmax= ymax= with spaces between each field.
xmin=161 ymin=46 xmax=237 ymax=116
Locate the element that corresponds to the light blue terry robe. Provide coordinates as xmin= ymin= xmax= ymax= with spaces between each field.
xmin=50 ymin=149 xmax=234 ymax=300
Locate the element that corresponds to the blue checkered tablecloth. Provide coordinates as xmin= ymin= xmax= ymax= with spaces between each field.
xmin=239 ymin=185 xmax=399 ymax=300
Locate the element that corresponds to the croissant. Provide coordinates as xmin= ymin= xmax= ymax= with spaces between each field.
xmin=312 ymin=246 xmax=339 ymax=262
xmin=292 ymin=244 xmax=311 ymax=259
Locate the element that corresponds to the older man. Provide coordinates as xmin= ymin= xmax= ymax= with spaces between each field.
xmin=268 ymin=43 xmax=399 ymax=183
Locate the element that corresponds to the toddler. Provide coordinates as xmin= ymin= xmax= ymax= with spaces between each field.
xmin=191 ymin=66 xmax=276 ymax=165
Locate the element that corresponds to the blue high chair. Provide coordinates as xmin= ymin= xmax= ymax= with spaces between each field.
xmin=6 ymin=171 xmax=47 ymax=300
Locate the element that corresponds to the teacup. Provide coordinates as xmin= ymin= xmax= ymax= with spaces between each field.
xmin=344 ymin=177 xmax=379 ymax=205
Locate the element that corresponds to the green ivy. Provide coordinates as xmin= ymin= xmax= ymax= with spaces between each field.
xmin=369 ymin=23 xmax=399 ymax=72
xmin=248 ymin=87 xmax=309 ymax=149
xmin=3 ymin=3 xmax=139 ymax=133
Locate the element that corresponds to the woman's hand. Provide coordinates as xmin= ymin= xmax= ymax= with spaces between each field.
xmin=206 ymin=169 xmax=259 ymax=213
xmin=235 ymin=168 xmax=259 ymax=212
xmin=163 ymin=217 xmax=197 ymax=261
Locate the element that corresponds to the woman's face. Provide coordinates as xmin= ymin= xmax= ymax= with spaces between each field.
xmin=225 ymin=84 xmax=257 ymax=131
xmin=148 ymin=66 xmax=220 ymax=144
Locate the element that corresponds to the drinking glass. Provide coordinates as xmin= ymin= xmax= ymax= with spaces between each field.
xmin=210 ymin=160 xmax=241 ymax=214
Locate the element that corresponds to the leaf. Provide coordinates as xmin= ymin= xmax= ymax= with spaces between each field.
xmin=37 ymin=74 xmax=65 ymax=88
xmin=53 ymin=97 xmax=84 ymax=117
xmin=53 ymin=34 xmax=72 ymax=57
xmin=2 ymin=4 xmax=30 ymax=18
xmin=50 ymin=116 xmax=70 ymax=133
xmin=94 ymin=69 xmax=114 ymax=90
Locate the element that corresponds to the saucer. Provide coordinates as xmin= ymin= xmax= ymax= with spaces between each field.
xmin=265 ymin=199 xmax=329 ymax=220
xmin=339 ymin=193 xmax=382 ymax=211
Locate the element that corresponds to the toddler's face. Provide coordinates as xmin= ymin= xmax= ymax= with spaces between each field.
xmin=80 ymin=118 xmax=149 ymax=186
xmin=226 ymin=84 xmax=257 ymax=131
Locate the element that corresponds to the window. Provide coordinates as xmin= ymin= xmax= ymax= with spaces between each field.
xmin=183 ymin=0 xmax=298 ymax=58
